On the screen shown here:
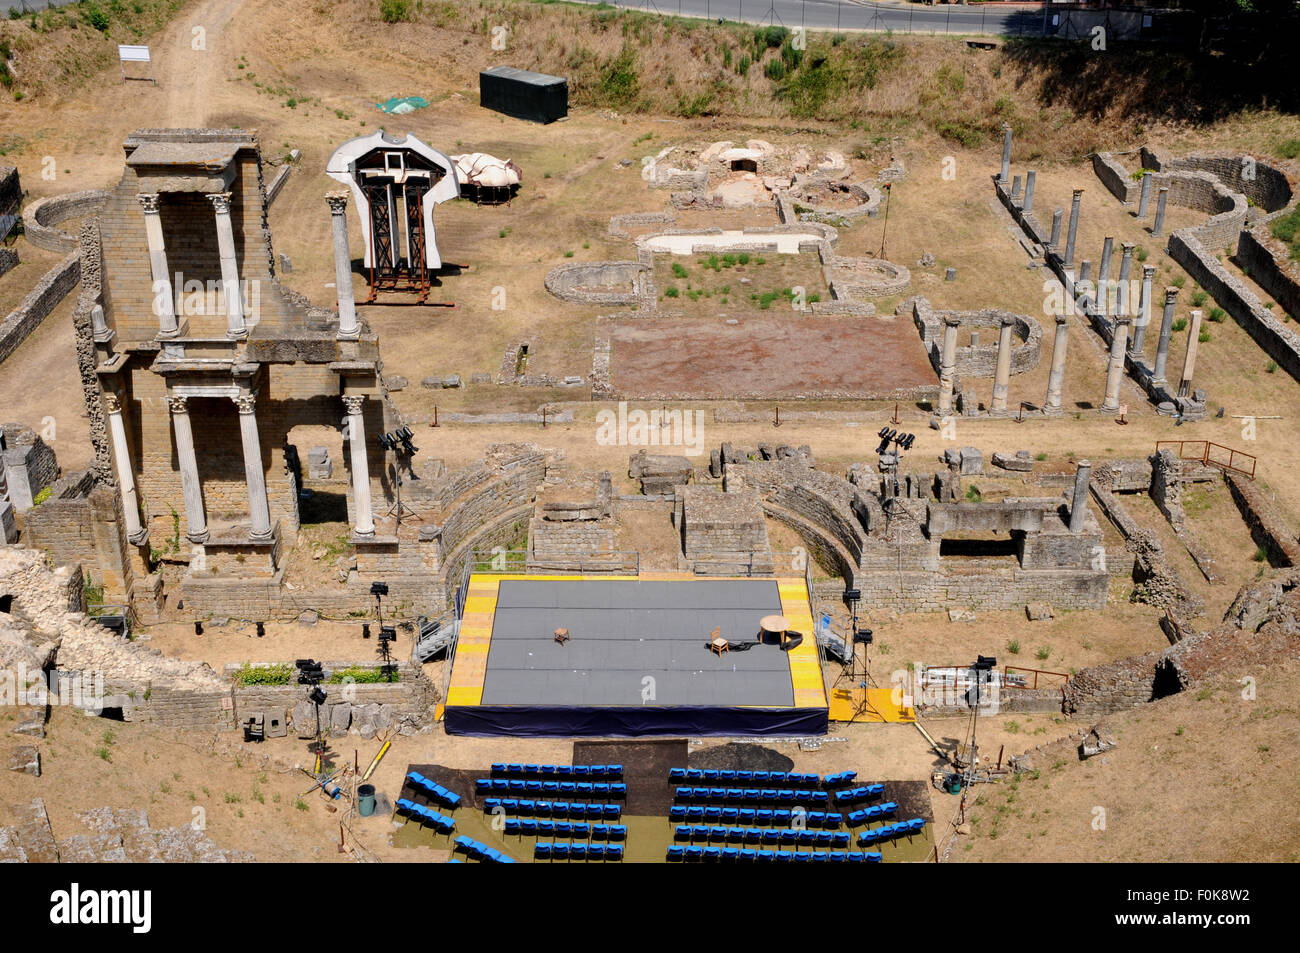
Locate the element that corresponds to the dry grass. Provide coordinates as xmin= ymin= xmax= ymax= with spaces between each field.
xmin=958 ymin=659 xmax=1300 ymax=862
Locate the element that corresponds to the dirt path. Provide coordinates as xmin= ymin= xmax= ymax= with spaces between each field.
xmin=159 ymin=0 xmax=246 ymax=127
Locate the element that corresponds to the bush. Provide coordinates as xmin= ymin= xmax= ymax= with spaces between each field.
xmin=379 ymin=0 xmax=412 ymax=23
xmin=1207 ymin=306 xmax=1226 ymax=323
xmin=663 ymin=286 xmax=679 ymax=298
xmin=32 ymin=485 xmax=52 ymax=506
xmin=83 ymin=4 xmax=110 ymax=32
xmin=233 ymin=663 xmax=293 ymax=686
xmin=598 ymin=45 xmax=640 ymax=110
xmin=1277 ymin=139 xmax=1300 ymax=160
xmin=328 ymin=666 xmax=399 ymax=684
xmin=764 ymin=58 xmax=786 ymax=82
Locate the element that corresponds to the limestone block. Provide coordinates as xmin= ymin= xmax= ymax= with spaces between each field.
xmin=959 ymin=447 xmax=983 ymax=476
xmin=992 ymin=451 xmax=1034 ymax=472
xmin=330 ymin=702 xmax=352 ymax=737
xmin=1026 ymin=602 xmax=1054 ymax=622
xmin=0 ymin=501 xmax=15 ymax=544
xmin=948 ymin=609 xmax=977 ymax=623
xmin=1079 ymin=725 xmax=1117 ymax=759
xmin=353 ymin=703 xmax=379 ymax=739
xmin=292 ymin=699 xmax=319 ymax=739
xmin=8 ymin=746 xmax=40 ymax=776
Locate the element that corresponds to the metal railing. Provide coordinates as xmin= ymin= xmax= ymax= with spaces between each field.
xmin=1002 ymin=665 xmax=1071 ymax=690
xmin=1155 ymin=440 xmax=1256 ymax=479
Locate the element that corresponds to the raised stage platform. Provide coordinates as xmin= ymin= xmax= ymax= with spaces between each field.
xmin=443 ymin=574 xmax=828 ymax=737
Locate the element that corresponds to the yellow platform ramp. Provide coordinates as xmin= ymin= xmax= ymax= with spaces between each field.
xmin=828 ymin=686 xmax=915 ymax=724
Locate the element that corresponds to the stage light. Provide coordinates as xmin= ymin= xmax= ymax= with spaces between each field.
xmin=844 ymin=588 xmax=862 ymax=603
xmin=370 ymin=581 xmax=389 ymax=597
xmin=362 ymin=623 xmax=371 ymax=639
xmin=194 ymin=621 xmax=203 ymax=635
xmin=256 ymin=622 xmax=265 ymax=637
xmin=309 ymin=686 xmax=327 ymax=706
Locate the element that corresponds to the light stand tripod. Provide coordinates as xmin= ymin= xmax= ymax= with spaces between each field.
xmin=379 ymin=427 xmax=422 ymax=529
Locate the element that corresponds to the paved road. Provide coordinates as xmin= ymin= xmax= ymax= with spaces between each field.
xmin=3 ymin=0 xmax=1050 ymax=36
xmin=567 ymin=0 xmax=1053 ymax=37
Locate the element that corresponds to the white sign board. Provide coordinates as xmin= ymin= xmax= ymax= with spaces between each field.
xmin=117 ymin=45 xmax=155 ymax=84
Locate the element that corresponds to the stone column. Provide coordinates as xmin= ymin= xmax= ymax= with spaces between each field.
xmin=207 ymin=192 xmax=246 ymax=338
xmin=1044 ymin=315 xmax=1069 ymax=414
xmin=1100 ymin=317 xmax=1130 ymax=414
xmin=343 ymin=394 xmax=375 ymax=538
xmin=138 ymin=193 xmax=178 ymax=337
xmin=1137 ymin=171 xmax=1153 ymax=218
xmin=1132 ymin=264 xmax=1156 ymax=355
xmin=1097 ymin=236 xmax=1114 ymax=315
xmin=1000 ymin=124 xmax=1012 ymax=185
xmin=1011 ymin=175 xmax=1022 ymax=201
xmin=168 ymin=395 xmax=208 ymax=543
xmin=1023 ymin=170 xmax=1036 ymax=214
xmin=1064 ymin=189 xmax=1083 ymax=267
xmin=234 ymin=394 xmax=273 ymax=542
xmin=1069 ymin=460 xmax=1092 ymax=533
xmin=103 ymin=393 xmax=147 ymax=545
xmin=1117 ymin=242 xmax=1135 ymax=317
xmin=1153 ymin=287 xmax=1179 ymax=382
xmin=91 ymin=304 xmax=112 ymax=343
xmin=1178 ymin=310 xmax=1203 ymax=398
xmin=991 ymin=314 xmax=1016 ymax=412
xmin=1152 ymin=186 xmax=1169 ymax=237
xmin=1049 ymin=209 xmax=1063 ymax=250
xmin=1077 ymin=260 xmax=1092 ymax=314
xmin=327 ymin=192 xmax=360 ymax=339
xmin=937 ymin=316 xmax=961 ymax=417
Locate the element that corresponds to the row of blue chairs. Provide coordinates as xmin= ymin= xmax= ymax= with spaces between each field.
xmin=502 ymin=819 xmax=628 ymax=840
xmin=405 ymin=773 xmax=462 ymax=809
xmin=668 ymin=768 xmax=824 ymax=787
xmin=483 ymin=797 xmax=621 ymax=820
xmin=453 ymin=836 xmax=514 ymax=863
xmin=858 ymin=819 xmax=926 ymax=844
xmin=668 ymin=846 xmax=882 ymax=863
xmin=492 ymin=762 xmax=623 ymax=779
xmin=477 ymin=778 xmax=627 ymax=797
xmin=822 ymin=771 xmax=859 ymax=788
xmin=674 ymin=825 xmax=851 ymax=847
xmin=668 ymin=806 xmax=829 ymax=826
xmin=675 ymin=786 xmax=830 ymax=806
xmin=535 ymin=842 xmax=624 ymax=861
xmin=846 ymin=802 xmax=899 ymax=826
xmin=835 ymin=783 xmax=886 ymax=805
xmin=668 ymin=805 xmax=842 ymax=827
xmin=395 ymin=799 xmax=456 ymax=833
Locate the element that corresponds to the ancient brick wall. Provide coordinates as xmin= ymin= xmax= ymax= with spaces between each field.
xmin=23 ymin=472 xmax=133 ymax=601
xmin=1223 ymin=470 xmax=1300 ymax=567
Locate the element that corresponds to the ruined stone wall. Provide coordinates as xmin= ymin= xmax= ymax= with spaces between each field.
xmin=911 ymin=299 xmax=1042 ymax=379
xmin=23 ymin=471 xmax=133 ymax=602
xmin=0 ymin=247 xmax=17 ymax=280
xmin=1223 ymin=470 xmax=1300 ymax=566
xmin=853 ymin=567 xmax=1108 ymax=611
xmin=0 ymin=163 xmax=20 ymax=217
xmin=529 ymin=518 xmax=617 ymax=570
xmin=0 ymin=251 xmax=80 ymax=365
xmin=1237 ymin=227 xmax=1300 ymax=321
xmin=1168 ymin=229 xmax=1300 ymax=382
xmin=1 ymin=423 xmax=59 ymax=510
xmin=21 ymin=190 xmax=109 ymax=253
xmin=1142 ymin=147 xmax=1293 ymax=214
xmin=1091 ymin=152 xmax=1138 ymax=204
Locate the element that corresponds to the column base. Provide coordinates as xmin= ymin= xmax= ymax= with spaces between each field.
xmin=352 ymin=528 xmax=375 ymax=541
xmin=226 ymin=327 xmax=249 ymax=340
xmin=1098 ymin=401 xmax=1120 ymax=414
xmin=128 ymin=527 xmax=149 ymax=546
xmin=157 ymin=326 xmax=182 ymax=340
xmin=248 ymin=528 xmax=275 ymax=543
xmin=336 ymin=328 xmax=361 ymax=342
xmin=187 ymin=530 xmax=210 ymax=544
xmin=1041 ymin=403 xmax=1065 ymax=418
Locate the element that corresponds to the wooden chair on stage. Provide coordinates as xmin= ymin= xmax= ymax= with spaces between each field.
xmin=709 ymin=625 xmax=730 ymax=656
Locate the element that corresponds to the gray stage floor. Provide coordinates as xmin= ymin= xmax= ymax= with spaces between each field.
xmin=481 ymin=579 xmax=795 ymax=707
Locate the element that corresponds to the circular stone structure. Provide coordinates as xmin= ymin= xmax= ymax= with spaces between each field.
xmin=826 ymin=256 xmax=911 ymax=298
xmin=637 ymin=225 xmax=832 ymax=256
xmin=790 ymin=177 xmax=884 ymax=221
xmin=545 ymin=260 xmax=649 ymax=306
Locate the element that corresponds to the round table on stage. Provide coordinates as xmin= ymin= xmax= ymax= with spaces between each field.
xmin=759 ymin=614 xmax=791 ymax=644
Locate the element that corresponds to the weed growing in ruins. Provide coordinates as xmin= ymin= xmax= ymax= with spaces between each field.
xmin=1190 ymin=289 xmax=1208 ymax=307
xmin=1006 ymin=639 xmax=1021 ymax=655
xmin=1135 ymin=246 xmax=1149 ymax=262
xmin=295 ymin=798 xmax=308 ymax=812
xmin=1253 ymin=547 xmax=1268 ymax=562
xmin=1207 ymin=307 xmax=1226 ymax=323
xmin=328 ymin=666 xmax=399 ymax=684
xmin=1172 ymin=318 xmax=1188 ymax=333
xmin=671 ymin=262 xmax=688 ymax=279
xmin=1199 ymin=329 xmax=1211 ymax=343
xmin=1267 ymin=360 xmax=1278 ymax=373
xmin=1035 ymin=646 xmax=1051 ymax=661
xmin=965 ymin=485 xmax=982 ymax=502
xmin=233 ymin=663 xmax=293 ymax=686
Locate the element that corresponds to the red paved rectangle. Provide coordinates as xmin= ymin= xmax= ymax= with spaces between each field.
xmin=609 ymin=316 xmax=938 ymax=400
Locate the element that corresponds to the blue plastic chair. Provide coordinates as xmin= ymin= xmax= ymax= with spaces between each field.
xmin=669 ymin=767 xmax=687 ymax=780
xmin=552 ymin=843 xmax=570 ymax=860
xmin=669 ymin=806 xmax=687 ymax=820
xmin=667 ymin=846 xmax=685 ymax=862
xmin=535 ymin=843 xmax=552 ymax=859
